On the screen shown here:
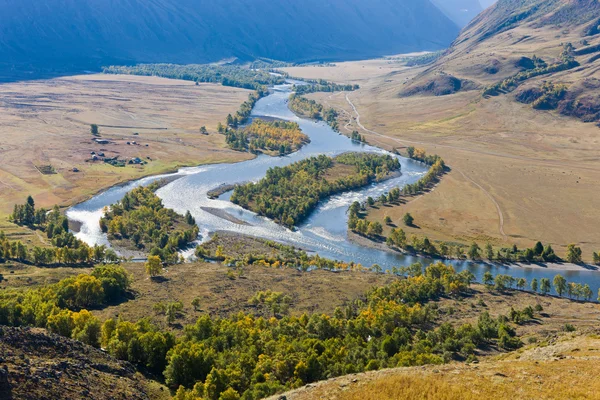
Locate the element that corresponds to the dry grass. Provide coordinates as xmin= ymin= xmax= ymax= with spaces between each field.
xmin=270 ymin=334 xmax=600 ymax=400
xmin=0 ymin=74 xmax=253 ymax=219
xmin=93 ymin=261 xmax=396 ymax=329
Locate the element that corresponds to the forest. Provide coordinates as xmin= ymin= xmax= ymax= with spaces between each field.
xmin=224 ymin=119 xmax=309 ymax=155
xmin=0 ymin=260 xmax=531 ymax=400
xmin=231 ymin=153 xmax=401 ymax=227
xmin=99 ymin=183 xmax=199 ymax=263
xmin=103 ymin=64 xmax=284 ymax=91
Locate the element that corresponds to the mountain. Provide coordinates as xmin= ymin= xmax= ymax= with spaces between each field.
xmin=0 ymin=0 xmax=459 ymax=74
xmin=401 ymin=0 xmax=600 ymax=124
xmin=431 ymin=0 xmax=484 ymax=26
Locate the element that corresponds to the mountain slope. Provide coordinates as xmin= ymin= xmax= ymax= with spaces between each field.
xmin=0 ymin=0 xmax=459 ymax=73
xmin=401 ymin=0 xmax=600 ymax=124
xmin=0 ymin=326 xmax=168 ymax=400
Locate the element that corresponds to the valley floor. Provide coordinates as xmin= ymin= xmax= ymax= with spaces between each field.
xmin=0 ymin=73 xmax=253 ymax=222
xmin=282 ymin=60 xmax=600 ymax=261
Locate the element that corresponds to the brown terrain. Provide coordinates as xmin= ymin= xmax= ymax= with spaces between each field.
xmin=0 ymin=74 xmax=252 ymax=218
xmin=282 ymin=0 xmax=600 ymax=261
xmin=0 ymin=325 xmax=169 ymax=400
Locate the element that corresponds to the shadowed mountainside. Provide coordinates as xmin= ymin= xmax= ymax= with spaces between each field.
xmin=0 ymin=0 xmax=459 ymax=77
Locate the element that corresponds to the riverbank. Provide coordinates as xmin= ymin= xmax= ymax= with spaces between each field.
xmin=348 ymin=230 xmax=598 ymax=272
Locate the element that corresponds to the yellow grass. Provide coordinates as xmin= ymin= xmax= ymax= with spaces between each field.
xmin=0 ymin=74 xmax=253 ymax=218
xmin=272 ymin=335 xmax=600 ymax=400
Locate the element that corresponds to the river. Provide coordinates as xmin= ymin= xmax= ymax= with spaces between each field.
xmin=66 ymin=82 xmax=600 ymax=297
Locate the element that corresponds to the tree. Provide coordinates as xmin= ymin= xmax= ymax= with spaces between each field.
xmin=403 ymin=213 xmax=414 ymax=227
xmin=483 ymin=271 xmax=493 ymax=287
xmin=366 ymin=197 xmax=375 ymax=207
xmin=192 ymin=298 xmax=201 ymax=311
xmin=485 ymin=243 xmax=494 ymax=260
xmin=531 ymin=278 xmax=538 ymax=293
xmin=583 ymin=284 xmax=593 ymax=301
xmin=540 ymin=278 xmax=551 ymax=295
xmin=384 ymin=216 xmax=392 ymax=225
xmin=145 ymin=255 xmax=163 ymax=278
xmin=534 ymin=241 xmax=544 ymax=256
xmin=516 ymin=278 xmax=527 ymax=290
xmin=467 ymin=243 xmax=481 ymax=260
xmin=90 ymin=124 xmax=99 ymax=135
xmin=593 ymin=252 xmax=600 ymax=265
xmin=553 ymin=274 xmax=567 ymax=297
xmin=199 ymin=126 xmax=208 ymax=135
xmin=566 ymin=244 xmax=582 ymax=264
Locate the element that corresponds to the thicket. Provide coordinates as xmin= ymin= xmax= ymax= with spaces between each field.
xmin=231 ymin=153 xmax=400 ymax=228
xmin=103 ymin=64 xmax=284 ymax=91
xmin=225 ymin=119 xmax=309 ymax=155
xmin=0 ymin=264 xmax=131 ymax=347
xmin=100 ymin=184 xmax=199 ymax=263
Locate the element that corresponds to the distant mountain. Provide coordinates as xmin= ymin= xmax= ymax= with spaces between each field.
xmin=0 ymin=0 xmax=459 ymax=75
xmin=431 ymin=0 xmax=483 ymax=26
xmin=401 ymin=0 xmax=600 ymax=125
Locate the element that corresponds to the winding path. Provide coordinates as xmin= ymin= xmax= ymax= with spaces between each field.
xmin=345 ymin=94 xmax=508 ymax=240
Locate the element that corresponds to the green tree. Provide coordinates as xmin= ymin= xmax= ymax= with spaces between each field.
xmin=384 ymin=216 xmax=392 ymax=225
xmin=483 ymin=271 xmax=493 ymax=287
xmin=553 ymin=275 xmax=567 ymax=297
xmin=403 ymin=213 xmax=414 ymax=227
xmin=531 ymin=278 xmax=538 ymax=293
xmin=145 ymin=255 xmax=163 ymax=278
xmin=540 ymin=278 xmax=551 ymax=295
xmin=566 ymin=244 xmax=582 ymax=264
xmin=485 ymin=243 xmax=494 ymax=260
xmin=90 ymin=124 xmax=99 ymax=135
xmin=467 ymin=243 xmax=481 ymax=260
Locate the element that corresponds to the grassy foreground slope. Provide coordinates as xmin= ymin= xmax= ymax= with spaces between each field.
xmin=268 ymin=333 xmax=600 ymax=400
xmin=286 ymin=0 xmax=600 ymax=260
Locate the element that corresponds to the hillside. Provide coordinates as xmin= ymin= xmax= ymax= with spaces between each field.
xmin=0 ymin=0 xmax=459 ymax=76
xmin=402 ymin=0 xmax=600 ymax=126
xmin=0 ymin=326 xmax=168 ymax=400
xmin=267 ymin=332 xmax=600 ymax=400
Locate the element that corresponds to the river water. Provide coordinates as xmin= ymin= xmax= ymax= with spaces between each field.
xmin=66 ymin=83 xmax=600 ymax=296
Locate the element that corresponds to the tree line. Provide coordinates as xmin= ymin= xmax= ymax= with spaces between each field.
xmin=288 ymin=94 xmax=339 ymax=132
xmin=100 ymin=183 xmax=199 ymax=264
xmin=231 ymin=153 xmax=400 ymax=228
xmin=103 ymin=64 xmax=284 ymax=91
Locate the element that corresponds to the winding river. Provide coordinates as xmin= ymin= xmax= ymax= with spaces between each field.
xmin=67 ymin=82 xmax=600 ymax=296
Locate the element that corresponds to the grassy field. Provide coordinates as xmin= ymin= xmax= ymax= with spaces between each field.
xmin=283 ymin=42 xmax=600 ymax=261
xmin=0 ymin=74 xmax=253 ymax=223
